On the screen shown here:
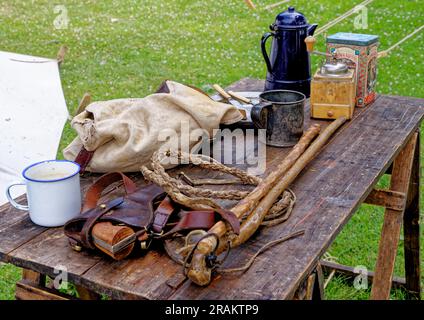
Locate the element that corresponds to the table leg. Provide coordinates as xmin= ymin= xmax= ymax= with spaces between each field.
xmin=403 ymin=131 xmax=421 ymax=299
xmin=305 ymin=273 xmax=316 ymax=300
xmin=16 ymin=268 xmax=69 ymax=300
xmin=312 ymin=262 xmax=325 ymax=300
xmin=22 ymin=269 xmax=45 ymax=286
xmin=294 ymin=263 xmax=325 ymax=300
xmin=371 ymin=133 xmax=418 ymax=300
xmin=75 ymin=284 xmax=101 ymax=300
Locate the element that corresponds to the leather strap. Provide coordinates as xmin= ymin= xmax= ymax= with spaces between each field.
xmin=161 ymin=210 xmax=216 ymax=238
xmin=83 ymin=172 xmax=137 ymax=211
xmin=74 ymin=147 xmax=95 ymax=173
xmin=151 ymin=196 xmax=176 ymax=234
xmin=215 ymin=209 xmax=240 ymax=235
xmin=80 ymin=197 xmax=124 ymax=249
xmin=82 ymin=195 xmax=175 ymax=250
xmin=161 ymin=209 xmax=240 ymax=238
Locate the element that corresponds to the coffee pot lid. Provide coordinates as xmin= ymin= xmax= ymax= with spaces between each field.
xmin=273 ymin=7 xmax=309 ymax=29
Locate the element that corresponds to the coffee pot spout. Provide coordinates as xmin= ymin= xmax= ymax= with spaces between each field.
xmin=307 ymin=23 xmax=318 ymax=36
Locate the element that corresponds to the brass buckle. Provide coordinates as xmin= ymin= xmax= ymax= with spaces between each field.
xmin=139 ymin=226 xmax=164 ymax=250
xmin=150 ymin=230 xmax=164 ymax=238
xmin=71 ymin=244 xmax=82 ymax=252
xmin=69 ymin=239 xmax=82 ymax=252
xmin=140 ymin=238 xmax=152 ymax=250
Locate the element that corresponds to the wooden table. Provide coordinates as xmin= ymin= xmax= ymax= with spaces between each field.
xmin=0 ymin=78 xmax=423 ymax=300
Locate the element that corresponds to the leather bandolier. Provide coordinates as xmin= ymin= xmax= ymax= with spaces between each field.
xmin=64 ymin=172 xmax=239 ymax=260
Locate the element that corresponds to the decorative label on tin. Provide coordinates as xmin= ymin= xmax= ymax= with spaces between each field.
xmin=330 ymin=46 xmax=359 ymax=74
xmin=326 ymin=32 xmax=379 ymax=107
xmin=366 ymin=46 xmax=378 ymax=105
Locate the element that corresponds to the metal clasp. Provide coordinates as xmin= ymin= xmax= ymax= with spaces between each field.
xmin=150 ymin=230 xmax=164 ymax=238
xmin=93 ymin=233 xmax=136 ymax=254
xmin=140 ymin=238 xmax=152 ymax=250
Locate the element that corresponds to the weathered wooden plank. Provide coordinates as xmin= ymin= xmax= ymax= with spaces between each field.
xmin=7 ymin=227 xmax=103 ymax=283
xmin=0 ymin=195 xmax=28 ymax=229
xmin=403 ymin=130 xmax=421 ymax=299
xmin=0 ymin=216 xmax=47 ymax=261
xmin=364 ymin=189 xmax=406 ymax=211
xmin=371 ymin=133 xmax=417 ymax=300
xmin=79 ymin=249 xmax=183 ymax=300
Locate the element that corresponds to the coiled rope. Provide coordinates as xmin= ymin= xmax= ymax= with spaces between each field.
xmin=141 ymin=150 xmax=296 ymax=223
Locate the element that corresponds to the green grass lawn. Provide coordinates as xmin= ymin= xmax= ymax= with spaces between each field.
xmin=0 ymin=0 xmax=423 ymax=300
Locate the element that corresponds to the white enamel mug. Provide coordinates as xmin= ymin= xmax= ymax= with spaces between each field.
xmin=6 ymin=160 xmax=82 ymax=227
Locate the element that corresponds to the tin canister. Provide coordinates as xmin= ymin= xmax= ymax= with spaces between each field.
xmin=326 ymin=32 xmax=379 ymax=107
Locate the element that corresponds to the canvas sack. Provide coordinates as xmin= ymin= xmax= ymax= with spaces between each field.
xmin=63 ymin=80 xmax=243 ymax=172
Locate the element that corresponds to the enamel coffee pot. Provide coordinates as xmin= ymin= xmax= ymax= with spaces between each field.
xmin=261 ymin=7 xmax=318 ymax=97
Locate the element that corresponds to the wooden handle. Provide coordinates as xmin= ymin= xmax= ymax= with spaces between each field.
xmin=228 ymin=91 xmax=251 ymax=104
xmin=305 ymin=36 xmax=316 ymax=53
xmin=244 ymin=0 xmax=256 ymax=9
xmin=74 ymin=92 xmax=91 ymax=116
xmin=237 ymin=108 xmax=247 ymax=120
xmin=213 ymin=84 xmax=231 ymax=100
xmin=233 ymin=117 xmax=347 ymax=247
xmin=57 ymin=45 xmax=68 ymax=66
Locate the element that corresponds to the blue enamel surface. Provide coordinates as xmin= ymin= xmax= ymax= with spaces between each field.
xmin=262 ymin=6 xmax=317 ymax=97
xmin=274 ymin=6 xmax=309 ymax=28
xmin=22 ymin=160 xmax=81 ymax=183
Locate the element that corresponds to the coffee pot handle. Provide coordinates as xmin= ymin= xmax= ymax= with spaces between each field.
xmin=251 ymin=103 xmax=271 ymax=129
xmin=261 ymin=32 xmax=274 ymax=74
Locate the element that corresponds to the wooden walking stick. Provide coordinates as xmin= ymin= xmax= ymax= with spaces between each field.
xmin=186 ymin=124 xmax=321 ymax=286
xmin=228 ymin=124 xmax=320 ymax=218
xmin=186 ymin=118 xmax=347 ymax=286
xmin=233 ymin=116 xmax=347 ymax=246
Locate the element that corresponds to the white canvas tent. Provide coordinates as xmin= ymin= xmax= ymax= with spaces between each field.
xmin=0 ymin=51 xmax=69 ymax=205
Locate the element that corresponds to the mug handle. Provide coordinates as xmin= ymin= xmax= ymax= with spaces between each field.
xmin=6 ymin=182 xmax=29 ymax=211
xmin=251 ymin=102 xmax=272 ymax=129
